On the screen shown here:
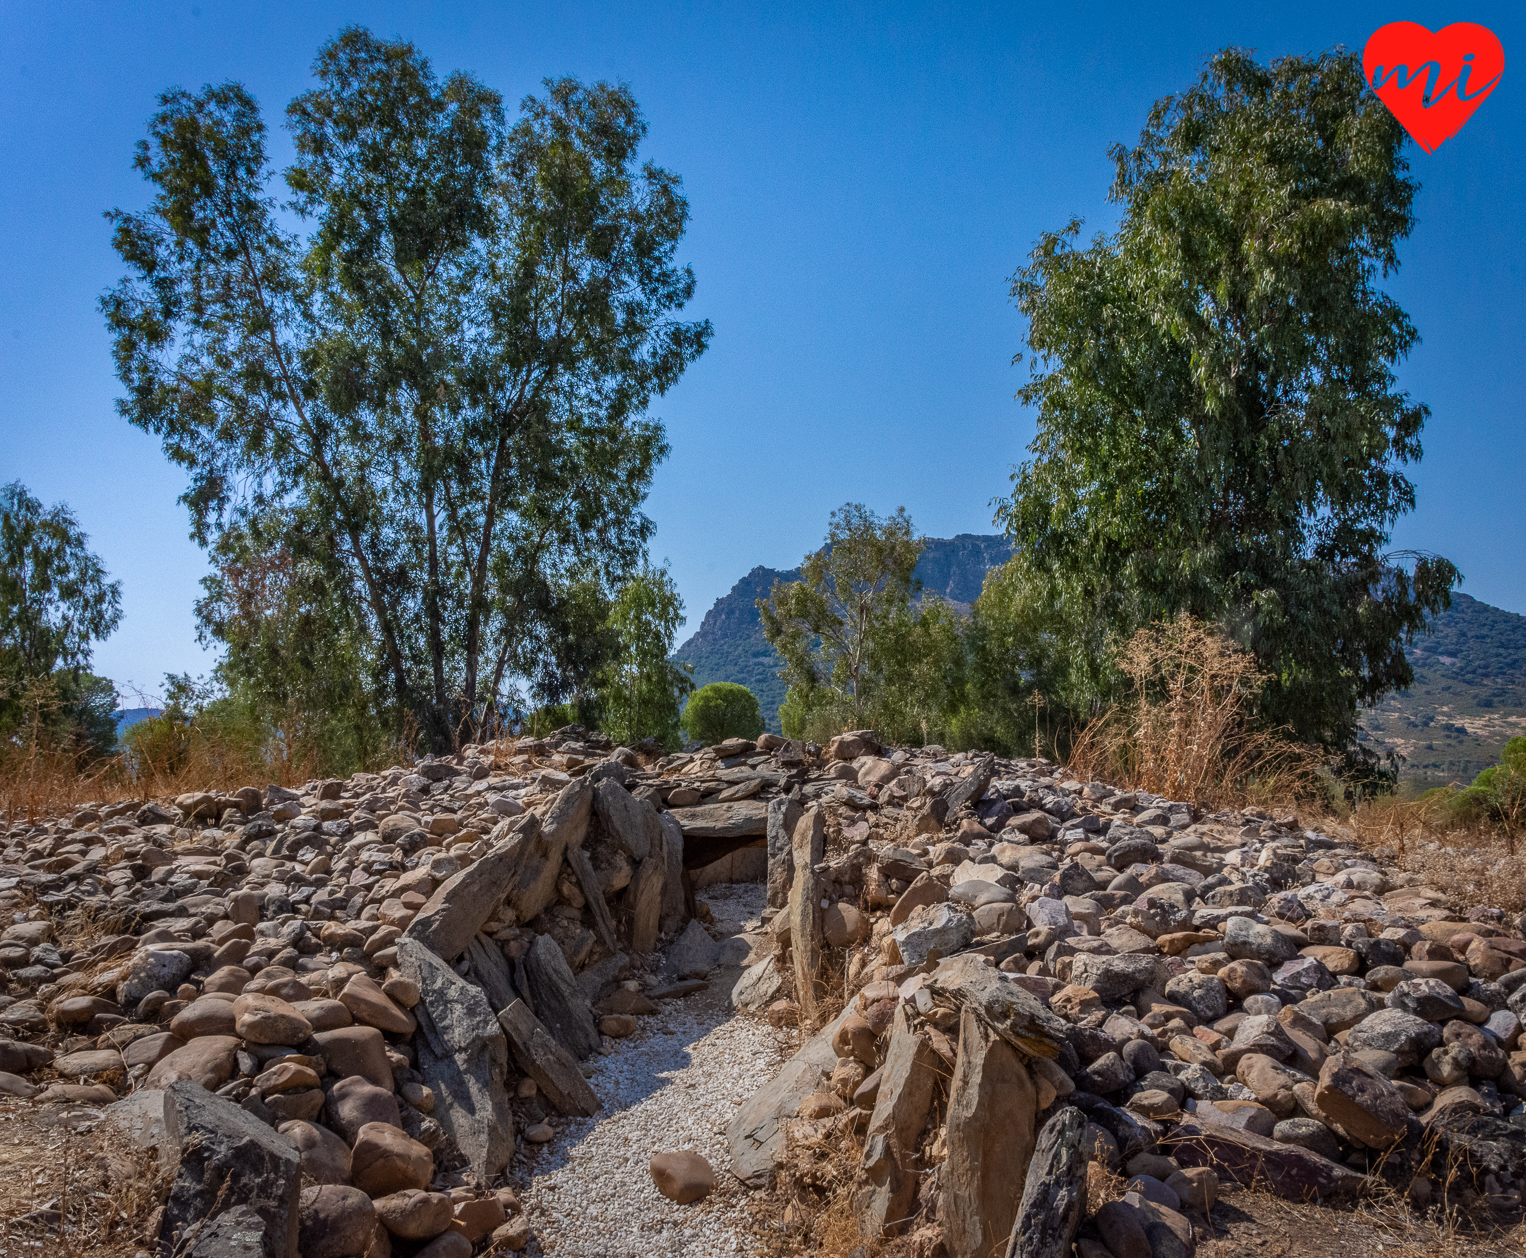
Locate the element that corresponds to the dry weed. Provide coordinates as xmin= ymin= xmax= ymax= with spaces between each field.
xmin=1064 ymin=616 xmax=1327 ymax=808
xmin=1342 ymin=795 xmax=1526 ymax=913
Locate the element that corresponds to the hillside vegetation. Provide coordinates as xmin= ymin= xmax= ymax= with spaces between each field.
xmin=1363 ymin=592 xmax=1526 ymax=787
xmin=672 ymin=534 xmax=1010 ymax=729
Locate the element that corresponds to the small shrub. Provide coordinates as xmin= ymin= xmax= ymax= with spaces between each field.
xmin=682 ymin=682 xmax=764 ymax=745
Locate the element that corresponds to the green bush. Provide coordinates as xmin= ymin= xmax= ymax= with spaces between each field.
xmin=682 ymin=682 xmax=764 ymax=745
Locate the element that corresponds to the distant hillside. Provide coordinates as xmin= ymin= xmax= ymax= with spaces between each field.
xmin=114 ymin=707 xmax=162 ymax=735
xmin=1361 ymin=592 xmax=1526 ymax=787
xmin=674 ymin=534 xmax=1012 ymax=731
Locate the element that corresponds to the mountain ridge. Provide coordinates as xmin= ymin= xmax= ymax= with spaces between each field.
xmin=673 ymin=533 xmax=1012 ymax=731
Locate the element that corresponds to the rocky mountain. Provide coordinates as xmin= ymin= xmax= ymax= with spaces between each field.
xmin=1362 ymin=591 xmax=1526 ymax=787
xmin=673 ymin=534 xmax=1013 ymax=731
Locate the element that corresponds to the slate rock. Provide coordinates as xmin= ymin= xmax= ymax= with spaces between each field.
xmin=519 ymin=932 xmax=601 ymax=1060
xmin=668 ymin=918 xmax=721 ymax=978
xmin=397 ymin=937 xmax=513 ymax=1185
xmin=158 ymin=1079 xmax=302 ymax=1258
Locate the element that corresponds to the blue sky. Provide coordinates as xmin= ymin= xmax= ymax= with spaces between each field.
xmin=1 ymin=2 xmax=1521 ymax=705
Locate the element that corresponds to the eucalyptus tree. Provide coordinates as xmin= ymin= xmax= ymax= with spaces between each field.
xmin=103 ymin=28 xmax=709 ymax=748
xmin=996 ymin=48 xmax=1456 ymax=777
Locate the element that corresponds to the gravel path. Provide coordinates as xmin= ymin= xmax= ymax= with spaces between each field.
xmin=513 ymin=882 xmax=788 ymax=1258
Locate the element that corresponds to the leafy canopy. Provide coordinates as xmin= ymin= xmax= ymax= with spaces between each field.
xmin=102 ymin=28 xmax=710 ymax=750
xmin=597 ymin=563 xmax=693 ymax=749
xmin=995 ymin=47 xmax=1456 ymax=777
xmin=761 ymin=504 xmax=923 ymax=738
xmin=0 ymin=483 xmax=122 ymax=759
xmin=681 ymin=682 xmax=764 ymax=746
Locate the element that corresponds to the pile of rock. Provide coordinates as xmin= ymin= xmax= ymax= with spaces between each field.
xmin=0 ymin=728 xmax=733 ymax=1258
xmin=720 ymin=732 xmax=1526 ymax=1257
xmin=6 ymin=725 xmax=1526 ymax=1258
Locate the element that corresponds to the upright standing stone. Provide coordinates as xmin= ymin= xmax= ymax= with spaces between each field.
xmin=509 ymin=779 xmax=592 ymax=921
xmin=657 ymin=813 xmax=689 ymax=936
xmin=396 ymin=938 xmax=513 ymax=1187
xmin=1006 ymin=1107 xmax=1087 ymax=1258
xmin=564 ymin=842 xmax=618 ymax=955
xmin=859 ymin=1006 xmax=940 ymax=1236
xmin=521 ymin=932 xmax=602 ymax=1059
xmin=942 ymin=1007 xmax=1038 ymax=1258
xmin=594 ymin=777 xmax=656 ymax=861
xmin=626 ymin=849 xmax=666 ymax=954
xmin=497 ymin=999 xmax=601 ymax=1117
xmin=766 ymin=796 xmax=803 ymax=910
xmin=787 ymin=807 xmax=826 ymax=1025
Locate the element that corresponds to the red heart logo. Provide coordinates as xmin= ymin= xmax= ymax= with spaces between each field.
xmin=1364 ymin=22 xmax=1503 ymax=153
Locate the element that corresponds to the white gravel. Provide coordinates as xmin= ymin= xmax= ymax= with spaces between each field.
xmin=514 ymin=882 xmax=789 ymax=1258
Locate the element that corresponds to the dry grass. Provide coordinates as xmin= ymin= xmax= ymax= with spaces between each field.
xmin=1342 ymin=794 xmax=1526 ymax=914
xmin=1063 ymin=616 xmax=1328 ymax=809
xmin=0 ymin=1102 xmax=166 ymax=1258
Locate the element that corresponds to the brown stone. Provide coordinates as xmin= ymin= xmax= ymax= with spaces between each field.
xmin=1314 ymin=1051 xmax=1410 ymax=1148
xmin=330 ymin=1075 xmax=403 ymax=1144
xmin=452 ymin=1195 xmax=507 ymax=1242
xmin=941 ymin=1006 xmax=1037 ymax=1258
xmin=279 ymin=1119 xmax=353 ymax=1185
xmin=340 ymin=974 xmax=417 ymax=1035
xmin=299 ymin=1184 xmax=377 ymax=1258
xmin=373 ymin=1189 xmax=454 ymax=1239
xmin=294 ymin=998 xmax=354 ymax=1032
xmin=649 ymin=1150 xmax=717 ymax=1204
xmin=859 ymin=1007 xmax=940 ymax=1237
xmin=145 ymin=1035 xmax=239 ymax=1091
xmin=233 ymin=992 xmax=314 ymax=1045
xmin=314 ymin=1026 xmax=395 ymax=1091
xmin=351 ymin=1122 xmax=433 ymax=1197
xmin=169 ymin=996 xmax=239 ymax=1040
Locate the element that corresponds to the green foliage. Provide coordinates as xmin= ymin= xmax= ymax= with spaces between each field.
xmin=760 ymin=503 xmax=923 ymax=734
xmin=194 ymin=520 xmax=391 ymax=775
xmin=995 ymin=47 xmax=1456 ymax=778
xmin=0 ymin=482 xmax=123 ymax=762
xmin=681 ymin=682 xmax=763 ymax=745
xmin=103 ymin=28 xmax=709 ymax=751
xmin=596 ymin=564 xmax=693 ymax=749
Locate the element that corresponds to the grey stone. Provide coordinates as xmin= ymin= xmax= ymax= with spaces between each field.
xmin=626 ymin=849 xmax=666 ymax=955
xmin=405 ymin=818 xmax=536 ymax=961
xmin=1069 ymin=952 xmax=1157 ymax=1001
xmin=892 ymin=902 xmax=975 ymax=968
xmin=788 ymin=807 xmax=826 ymax=1022
xmin=1222 ymin=917 xmax=1301 ymax=966
xmin=103 ymin=1088 xmax=168 ymax=1150
xmin=664 ymin=801 xmax=770 ymax=838
xmin=594 ymin=778 xmax=657 ymax=861
xmin=158 ymin=1079 xmax=302 ymax=1258
xmin=766 ymin=796 xmax=803 ymax=910
xmin=179 ymin=1205 xmax=273 ymax=1258
xmin=520 ymin=932 xmax=601 ymax=1059
xmin=657 ymin=812 xmax=688 ymax=936
xmin=119 ymin=948 xmax=193 ymax=1008
xmin=731 ymin=957 xmax=787 ymax=1012
xmin=667 ymin=918 xmax=721 ymax=979
xmin=942 ymin=1007 xmax=1037 ymax=1258
xmin=1004 ymin=1106 xmax=1087 ymax=1258
xmin=509 ymin=780 xmax=591 ymax=922
xmin=859 ymin=1006 xmax=941 ymax=1236
xmin=948 ymin=879 xmax=1017 ymax=909
xmin=564 ymin=842 xmax=618 ymax=955
xmin=1164 ymin=972 xmax=1228 ymax=1022
xmin=1387 ymin=978 xmax=1467 ymax=1023
xmin=1273 ymin=1117 xmax=1342 ymax=1160
xmin=1344 ymin=1008 xmax=1444 ymax=1067
xmin=396 ymin=937 xmax=513 ymax=1186
xmin=497 ymin=998 xmax=600 ymax=1117
xmin=728 ymin=1008 xmax=853 ymax=1187
xmin=923 ymin=954 xmax=1069 ymax=1059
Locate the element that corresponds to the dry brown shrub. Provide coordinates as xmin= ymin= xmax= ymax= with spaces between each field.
xmin=1344 ymin=794 xmax=1526 ymax=914
xmin=1064 ymin=615 xmax=1327 ymax=808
